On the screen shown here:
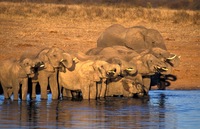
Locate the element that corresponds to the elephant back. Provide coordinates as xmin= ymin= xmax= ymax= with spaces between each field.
xmin=124 ymin=27 xmax=148 ymax=52
xmin=97 ymin=24 xmax=127 ymax=48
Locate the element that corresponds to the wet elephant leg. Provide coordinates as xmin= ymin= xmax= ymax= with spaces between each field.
xmin=38 ymin=76 xmax=48 ymax=100
xmin=31 ymin=82 xmax=37 ymax=98
xmin=142 ymin=77 xmax=151 ymax=95
xmin=96 ymin=82 xmax=101 ymax=98
xmin=81 ymin=80 xmax=89 ymax=100
xmin=62 ymin=89 xmax=72 ymax=98
xmin=100 ymin=79 xmax=107 ymax=98
xmin=89 ymin=82 xmax=97 ymax=99
xmin=21 ymin=78 xmax=28 ymax=100
xmin=2 ymin=85 xmax=9 ymax=99
xmin=7 ymin=88 xmax=13 ymax=98
xmin=49 ymin=73 xmax=59 ymax=100
xmin=13 ymin=82 xmax=19 ymax=101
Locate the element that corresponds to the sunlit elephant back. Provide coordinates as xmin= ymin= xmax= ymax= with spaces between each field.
xmin=97 ymin=24 xmax=167 ymax=53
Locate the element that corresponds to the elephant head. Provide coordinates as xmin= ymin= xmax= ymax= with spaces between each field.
xmin=106 ymin=57 xmax=137 ymax=76
xmin=141 ymin=54 xmax=169 ymax=74
xmin=150 ymin=47 xmax=180 ymax=67
xmin=19 ymin=58 xmax=44 ymax=78
xmin=37 ymin=47 xmax=74 ymax=71
xmin=145 ymin=29 xmax=167 ymax=50
xmin=92 ymin=60 xmax=121 ymax=80
xmin=122 ymin=77 xmax=146 ymax=96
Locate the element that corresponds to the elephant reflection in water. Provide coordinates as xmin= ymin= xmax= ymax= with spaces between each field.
xmin=18 ymin=100 xmax=73 ymax=128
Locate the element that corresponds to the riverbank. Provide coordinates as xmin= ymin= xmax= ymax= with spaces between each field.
xmin=0 ymin=2 xmax=200 ymax=90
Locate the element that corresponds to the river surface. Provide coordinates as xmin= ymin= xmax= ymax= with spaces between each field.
xmin=0 ymin=90 xmax=200 ymax=129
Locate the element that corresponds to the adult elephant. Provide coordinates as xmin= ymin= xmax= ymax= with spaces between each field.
xmin=31 ymin=47 xmax=74 ymax=100
xmin=87 ymin=46 xmax=170 ymax=94
xmin=59 ymin=60 xmax=121 ymax=100
xmin=0 ymin=57 xmax=43 ymax=100
xmin=86 ymin=46 xmax=179 ymax=67
xmin=96 ymin=24 xmax=180 ymax=89
xmin=97 ymin=24 xmax=167 ymax=52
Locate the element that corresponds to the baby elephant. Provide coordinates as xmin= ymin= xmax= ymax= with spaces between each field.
xmin=0 ymin=57 xmax=42 ymax=100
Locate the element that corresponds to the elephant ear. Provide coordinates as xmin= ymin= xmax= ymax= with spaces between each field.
xmin=18 ymin=71 xmax=28 ymax=78
xmin=92 ymin=71 xmax=101 ymax=82
xmin=92 ymin=61 xmax=106 ymax=79
xmin=122 ymin=80 xmax=131 ymax=92
xmin=15 ymin=64 xmax=28 ymax=78
xmin=37 ymin=49 xmax=49 ymax=63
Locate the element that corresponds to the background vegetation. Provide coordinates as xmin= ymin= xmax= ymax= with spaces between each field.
xmin=0 ymin=0 xmax=199 ymax=24
xmin=1 ymin=0 xmax=200 ymax=10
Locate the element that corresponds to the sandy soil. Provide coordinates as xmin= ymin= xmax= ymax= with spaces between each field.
xmin=0 ymin=15 xmax=200 ymax=90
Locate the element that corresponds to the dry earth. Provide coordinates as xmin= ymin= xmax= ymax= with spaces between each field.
xmin=0 ymin=11 xmax=200 ymax=90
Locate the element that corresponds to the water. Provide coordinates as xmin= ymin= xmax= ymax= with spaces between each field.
xmin=0 ymin=90 xmax=200 ymax=129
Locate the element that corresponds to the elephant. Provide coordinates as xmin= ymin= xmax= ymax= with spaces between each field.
xmin=106 ymin=75 xmax=145 ymax=98
xmin=86 ymin=45 xmax=171 ymax=94
xmin=59 ymin=60 xmax=121 ymax=100
xmin=0 ymin=57 xmax=43 ymax=100
xmin=97 ymin=24 xmax=167 ymax=52
xmin=96 ymin=24 xmax=181 ymax=90
xmin=31 ymin=47 xmax=74 ymax=100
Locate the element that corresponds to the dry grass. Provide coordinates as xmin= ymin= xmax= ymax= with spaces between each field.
xmin=0 ymin=2 xmax=199 ymax=24
xmin=0 ymin=2 xmax=200 ymax=89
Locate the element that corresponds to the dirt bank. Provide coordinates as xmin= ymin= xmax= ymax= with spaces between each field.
xmin=0 ymin=3 xmax=200 ymax=90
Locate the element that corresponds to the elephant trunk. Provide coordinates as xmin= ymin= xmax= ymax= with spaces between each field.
xmin=61 ymin=53 xmax=74 ymax=69
xmin=108 ymin=64 xmax=121 ymax=78
xmin=166 ymin=54 xmax=180 ymax=67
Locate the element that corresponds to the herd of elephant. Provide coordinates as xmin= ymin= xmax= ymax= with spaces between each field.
xmin=0 ymin=24 xmax=180 ymax=100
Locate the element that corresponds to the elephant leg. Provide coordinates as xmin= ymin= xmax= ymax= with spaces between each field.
xmin=21 ymin=78 xmax=28 ymax=100
xmin=2 ymin=86 xmax=9 ymax=99
xmin=49 ymin=73 xmax=59 ymax=100
xmin=89 ymin=82 xmax=97 ymax=100
xmin=81 ymin=80 xmax=89 ymax=100
xmin=31 ymin=82 xmax=37 ymax=98
xmin=96 ymin=82 xmax=101 ymax=98
xmin=7 ymin=88 xmax=13 ymax=98
xmin=100 ymin=79 xmax=107 ymax=98
xmin=38 ymin=77 xmax=48 ymax=100
xmin=142 ymin=77 xmax=151 ymax=95
xmin=12 ymin=82 xmax=19 ymax=101
xmin=62 ymin=89 xmax=72 ymax=99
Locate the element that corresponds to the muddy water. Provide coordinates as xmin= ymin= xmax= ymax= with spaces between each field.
xmin=0 ymin=90 xmax=200 ymax=129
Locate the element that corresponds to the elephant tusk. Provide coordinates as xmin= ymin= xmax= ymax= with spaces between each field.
xmin=154 ymin=66 xmax=168 ymax=71
xmin=73 ymin=57 xmax=77 ymax=61
xmin=40 ymin=64 xmax=45 ymax=68
xmin=60 ymin=59 xmax=64 ymax=62
xmin=126 ymin=68 xmax=134 ymax=71
xmin=167 ymin=54 xmax=177 ymax=60
xmin=154 ymin=66 xmax=160 ymax=69
xmin=73 ymin=57 xmax=79 ymax=63
xmin=161 ymin=67 xmax=168 ymax=71
xmin=107 ymin=70 xmax=116 ymax=74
